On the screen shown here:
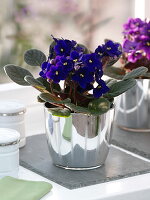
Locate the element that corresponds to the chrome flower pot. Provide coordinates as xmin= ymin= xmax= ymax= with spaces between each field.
xmin=44 ymin=106 xmax=114 ymax=170
xmin=115 ymin=79 xmax=150 ymax=132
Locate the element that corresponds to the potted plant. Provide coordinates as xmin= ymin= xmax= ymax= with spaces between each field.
xmin=4 ymin=36 xmax=147 ymax=169
xmin=105 ymin=18 xmax=150 ymax=132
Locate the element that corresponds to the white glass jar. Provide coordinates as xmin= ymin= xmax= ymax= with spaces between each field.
xmin=0 ymin=128 xmax=20 ymax=178
xmin=0 ymin=101 xmax=26 ymax=148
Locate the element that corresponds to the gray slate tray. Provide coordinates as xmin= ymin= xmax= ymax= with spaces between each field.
xmin=112 ymin=124 xmax=150 ymax=159
xmin=20 ymin=134 xmax=150 ymax=189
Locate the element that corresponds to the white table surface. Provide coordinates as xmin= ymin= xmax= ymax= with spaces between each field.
xmin=1 ymin=83 xmax=150 ymax=200
xmin=19 ymin=146 xmax=150 ymax=200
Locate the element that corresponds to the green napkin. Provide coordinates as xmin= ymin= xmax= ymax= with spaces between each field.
xmin=0 ymin=176 xmax=52 ymax=200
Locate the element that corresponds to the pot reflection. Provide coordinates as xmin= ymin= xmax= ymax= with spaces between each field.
xmin=115 ymin=79 xmax=150 ymax=132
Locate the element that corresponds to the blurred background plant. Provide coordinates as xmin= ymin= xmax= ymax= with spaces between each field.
xmin=0 ymin=0 xmax=135 ymax=83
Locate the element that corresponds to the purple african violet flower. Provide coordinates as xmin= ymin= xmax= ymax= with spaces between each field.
xmin=93 ymin=80 xmax=109 ymax=98
xmin=95 ymin=45 xmax=105 ymax=58
xmin=123 ymin=40 xmax=139 ymax=53
xmin=95 ymin=68 xmax=103 ymax=83
xmin=39 ymin=36 xmax=124 ymax=98
xmin=82 ymin=53 xmax=102 ymax=72
xmin=46 ymin=65 xmax=67 ymax=83
xmin=128 ymin=51 xmax=143 ymax=63
xmin=103 ymin=40 xmax=122 ymax=57
xmin=123 ymin=18 xmax=145 ymax=33
xmin=72 ymin=67 xmax=94 ymax=89
xmin=141 ymin=22 xmax=150 ymax=36
xmin=57 ymin=56 xmax=74 ymax=72
xmin=39 ymin=61 xmax=51 ymax=78
xmin=70 ymin=50 xmax=81 ymax=63
xmin=139 ymin=39 xmax=150 ymax=59
xmin=54 ymin=38 xmax=76 ymax=56
xmin=122 ymin=18 xmax=150 ymax=62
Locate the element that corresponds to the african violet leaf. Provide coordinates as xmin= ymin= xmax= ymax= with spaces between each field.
xmin=36 ymin=77 xmax=52 ymax=92
xmin=88 ymin=98 xmax=110 ymax=115
xmin=37 ymin=95 xmax=45 ymax=103
xmin=123 ymin=66 xmax=148 ymax=80
xmin=105 ymin=57 xmax=120 ymax=68
xmin=24 ymin=49 xmax=46 ymax=66
xmin=39 ymin=92 xmax=71 ymax=104
xmin=4 ymin=65 xmax=33 ymax=86
xmin=106 ymin=79 xmax=136 ymax=97
xmin=143 ymin=72 xmax=150 ymax=78
xmin=24 ymin=75 xmax=46 ymax=89
xmin=104 ymin=66 xmax=125 ymax=80
xmin=65 ymin=103 xmax=91 ymax=114
xmin=47 ymin=107 xmax=71 ymax=117
xmin=106 ymin=79 xmax=117 ymax=87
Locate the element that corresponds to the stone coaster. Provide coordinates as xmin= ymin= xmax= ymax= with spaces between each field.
xmin=20 ymin=134 xmax=150 ymax=190
xmin=112 ymin=124 xmax=150 ymax=159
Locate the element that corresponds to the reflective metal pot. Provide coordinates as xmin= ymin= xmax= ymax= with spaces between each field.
xmin=44 ymin=107 xmax=114 ymax=170
xmin=115 ymin=79 xmax=150 ymax=132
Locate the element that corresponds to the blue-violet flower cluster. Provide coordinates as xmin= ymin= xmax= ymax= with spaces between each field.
xmin=39 ymin=36 xmax=121 ymax=98
xmin=123 ymin=18 xmax=150 ymax=63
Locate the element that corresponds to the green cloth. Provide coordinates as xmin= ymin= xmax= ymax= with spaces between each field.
xmin=0 ymin=176 xmax=52 ymax=200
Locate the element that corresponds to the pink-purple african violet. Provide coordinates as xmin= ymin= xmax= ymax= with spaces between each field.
xmin=122 ymin=18 xmax=150 ymax=63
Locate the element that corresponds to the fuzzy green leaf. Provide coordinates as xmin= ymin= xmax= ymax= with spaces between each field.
xmin=39 ymin=92 xmax=71 ymax=104
xmin=47 ymin=107 xmax=71 ymax=117
xmin=36 ymin=77 xmax=52 ymax=92
xmin=123 ymin=67 xmax=148 ymax=80
xmin=106 ymin=79 xmax=117 ymax=87
xmin=37 ymin=77 xmax=61 ymax=93
xmin=107 ymin=79 xmax=136 ymax=97
xmin=65 ymin=103 xmax=91 ymax=114
xmin=104 ymin=66 xmax=125 ymax=80
xmin=4 ymin=65 xmax=33 ymax=86
xmin=24 ymin=75 xmax=46 ymax=89
xmin=24 ymin=49 xmax=46 ymax=66
xmin=143 ymin=72 xmax=150 ymax=78
xmin=88 ymin=98 xmax=110 ymax=115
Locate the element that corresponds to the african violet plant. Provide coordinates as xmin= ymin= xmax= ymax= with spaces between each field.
xmin=104 ymin=18 xmax=149 ymax=80
xmin=4 ymin=36 xmax=147 ymax=117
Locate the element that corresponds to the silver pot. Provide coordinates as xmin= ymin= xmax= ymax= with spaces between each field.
xmin=44 ymin=106 xmax=114 ymax=170
xmin=115 ymin=79 xmax=150 ymax=132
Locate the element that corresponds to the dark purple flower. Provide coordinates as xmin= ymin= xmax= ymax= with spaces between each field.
xmin=72 ymin=67 xmax=94 ymax=89
xmin=123 ymin=40 xmax=139 ymax=53
xmin=74 ymin=45 xmax=84 ymax=53
xmin=103 ymin=40 xmax=122 ymax=57
xmin=46 ymin=65 xmax=67 ymax=83
xmin=95 ymin=45 xmax=105 ymax=58
xmin=54 ymin=39 xmax=76 ymax=56
xmin=128 ymin=51 xmax=143 ymax=63
xmin=93 ymin=80 xmax=109 ymax=98
xmin=82 ymin=53 xmax=102 ymax=72
xmin=95 ymin=68 xmax=103 ymax=83
xmin=39 ymin=61 xmax=51 ymax=78
xmin=70 ymin=50 xmax=80 ymax=63
xmin=57 ymin=56 xmax=74 ymax=72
